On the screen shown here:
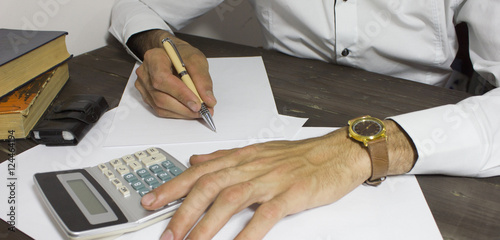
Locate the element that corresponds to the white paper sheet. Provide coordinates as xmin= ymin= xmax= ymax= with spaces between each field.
xmin=103 ymin=57 xmax=306 ymax=147
xmin=0 ymin=109 xmax=441 ymax=240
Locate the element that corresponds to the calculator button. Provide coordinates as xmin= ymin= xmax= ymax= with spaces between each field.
xmin=123 ymin=173 xmax=138 ymax=183
xmin=134 ymin=151 xmax=148 ymax=160
xmin=142 ymin=155 xmax=166 ymax=167
xmin=116 ymin=166 xmax=130 ymax=175
xmin=137 ymin=188 xmax=150 ymax=196
xmin=149 ymin=164 xmax=163 ymax=174
xmin=146 ymin=147 xmax=160 ymax=156
xmin=119 ymin=186 xmax=131 ymax=197
xmin=122 ymin=154 xmax=135 ymax=163
xmin=157 ymin=171 xmax=172 ymax=182
xmin=169 ymin=167 xmax=183 ymax=176
xmin=111 ymin=178 xmax=123 ymax=188
xmin=128 ymin=161 xmax=142 ymax=171
xmin=136 ymin=168 xmax=151 ymax=178
xmin=110 ymin=159 xmax=123 ymax=168
xmin=103 ymin=170 xmax=115 ymax=180
xmin=98 ymin=164 xmax=108 ymax=172
xmin=150 ymin=182 xmax=161 ymax=189
xmin=144 ymin=176 xmax=159 ymax=186
xmin=131 ymin=181 xmax=146 ymax=190
xmin=161 ymin=160 xmax=175 ymax=169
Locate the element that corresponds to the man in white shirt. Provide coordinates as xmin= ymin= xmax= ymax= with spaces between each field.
xmin=109 ymin=1 xmax=500 ymax=239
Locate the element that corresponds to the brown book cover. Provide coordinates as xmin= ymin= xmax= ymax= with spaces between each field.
xmin=0 ymin=63 xmax=69 ymax=139
xmin=0 ymin=28 xmax=71 ymax=97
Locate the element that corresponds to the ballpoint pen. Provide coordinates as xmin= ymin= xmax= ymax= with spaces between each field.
xmin=161 ymin=37 xmax=217 ymax=132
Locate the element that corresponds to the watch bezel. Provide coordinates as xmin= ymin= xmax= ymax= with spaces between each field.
xmin=348 ymin=116 xmax=386 ymax=146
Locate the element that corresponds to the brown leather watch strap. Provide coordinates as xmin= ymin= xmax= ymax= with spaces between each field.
xmin=365 ymin=137 xmax=389 ymax=186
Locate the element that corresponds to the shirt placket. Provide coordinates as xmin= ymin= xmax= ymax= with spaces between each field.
xmin=334 ymin=0 xmax=358 ymax=66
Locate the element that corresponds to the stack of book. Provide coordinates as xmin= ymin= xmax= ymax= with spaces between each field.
xmin=0 ymin=29 xmax=72 ymax=139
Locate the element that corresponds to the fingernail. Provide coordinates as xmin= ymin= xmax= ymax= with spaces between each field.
xmin=141 ymin=192 xmax=156 ymax=206
xmin=187 ymin=101 xmax=198 ymax=112
xmin=160 ymin=229 xmax=174 ymax=240
xmin=206 ymin=90 xmax=217 ymax=103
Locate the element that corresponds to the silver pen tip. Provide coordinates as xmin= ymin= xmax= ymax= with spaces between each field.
xmin=199 ymin=104 xmax=216 ymax=132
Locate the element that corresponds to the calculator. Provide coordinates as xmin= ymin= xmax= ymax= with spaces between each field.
xmin=34 ymin=147 xmax=187 ymax=240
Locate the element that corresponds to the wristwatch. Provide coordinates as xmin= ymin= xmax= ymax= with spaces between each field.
xmin=348 ymin=115 xmax=389 ymax=186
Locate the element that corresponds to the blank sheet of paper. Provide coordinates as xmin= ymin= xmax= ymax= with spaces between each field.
xmin=103 ymin=57 xmax=303 ymax=147
xmin=0 ymin=110 xmax=441 ymax=240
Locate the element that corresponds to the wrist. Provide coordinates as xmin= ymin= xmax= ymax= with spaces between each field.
xmin=343 ymin=117 xmax=417 ymax=185
xmin=323 ymin=128 xmax=373 ymax=185
xmin=127 ymin=29 xmax=177 ymax=60
xmin=384 ymin=120 xmax=417 ymax=175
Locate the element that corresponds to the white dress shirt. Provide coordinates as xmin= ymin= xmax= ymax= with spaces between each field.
xmin=109 ymin=0 xmax=500 ymax=177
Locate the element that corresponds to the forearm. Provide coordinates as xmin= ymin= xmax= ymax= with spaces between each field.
xmin=127 ymin=30 xmax=188 ymax=61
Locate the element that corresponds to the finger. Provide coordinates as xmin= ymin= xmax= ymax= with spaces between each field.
xmin=185 ymin=55 xmax=216 ymax=108
xmin=136 ymin=64 xmax=200 ymax=118
xmin=235 ymin=192 xmax=298 ymax=240
xmin=168 ymin=146 xmax=281 ymax=240
xmin=148 ymin=70 xmax=202 ymax=115
xmin=166 ymin=166 xmax=249 ymax=240
xmin=141 ymin=152 xmax=240 ymax=210
xmin=135 ymin=79 xmax=198 ymax=118
xmin=189 ymin=149 xmax=237 ymax=166
xmin=134 ymin=78 xmax=154 ymax=108
xmin=149 ymin=89 xmax=200 ymax=118
xmin=186 ymin=180 xmax=260 ymax=240
xmin=151 ymin=71 xmax=200 ymax=107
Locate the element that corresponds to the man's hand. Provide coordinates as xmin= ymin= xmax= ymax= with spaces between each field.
xmin=128 ymin=30 xmax=217 ymax=118
xmin=141 ymin=127 xmax=376 ymax=240
xmin=140 ymin=120 xmax=416 ymax=240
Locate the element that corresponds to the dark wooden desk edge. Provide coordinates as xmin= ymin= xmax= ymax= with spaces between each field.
xmin=1 ymin=34 xmax=499 ymax=240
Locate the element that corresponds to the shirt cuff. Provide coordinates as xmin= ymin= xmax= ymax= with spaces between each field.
xmin=109 ymin=2 xmax=174 ymax=62
xmin=388 ymin=104 xmax=487 ymax=177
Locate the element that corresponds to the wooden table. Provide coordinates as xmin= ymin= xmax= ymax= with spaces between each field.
xmin=1 ymin=33 xmax=499 ymax=240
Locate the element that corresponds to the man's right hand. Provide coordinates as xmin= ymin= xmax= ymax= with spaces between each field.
xmin=128 ymin=30 xmax=217 ymax=119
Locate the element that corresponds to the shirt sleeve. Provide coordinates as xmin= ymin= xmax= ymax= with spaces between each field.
xmin=108 ymin=0 xmax=172 ymax=61
xmin=108 ymin=0 xmax=223 ymax=61
xmin=389 ymin=0 xmax=500 ymax=178
xmin=390 ymin=88 xmax=500 ymax=178
xmin=109 ymin=0 xmax=172 ymax=44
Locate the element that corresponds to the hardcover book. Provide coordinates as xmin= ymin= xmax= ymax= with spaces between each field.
xmin=0 ymin=28 xmax=71 ymax=97
xmin=0 ymin=63 xmax=69 ymax=139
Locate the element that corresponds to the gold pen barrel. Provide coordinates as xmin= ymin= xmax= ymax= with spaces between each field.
xmin=162 ymin=39 xmax=203 ymax=103
xmin=161 ymin=38 xmax=216 ymax=132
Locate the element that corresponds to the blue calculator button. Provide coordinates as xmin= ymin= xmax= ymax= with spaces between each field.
xmin=131 ymin=181 xmax=146 ymax=190
xmin=161 ymin=160 xmax=175 ymax=169
xmin=169 ymin=167 xmax=183 ymax=176
xmin=138 ymin=188 xmax=150 ymax=196
xmin=150 ymin=182 xmax=161 ymax=189
xmin=123 ymin=173 xmax=138 ymax=183
xmin=144 ymin=176 xmax=159 ymax=186
xmin=136 ymin=168 xmax=151 ymax=178
xmin=149 ymin=164 xmax=163 ymax=174
xmin=157 ymin=171 xmax=172 ymax=182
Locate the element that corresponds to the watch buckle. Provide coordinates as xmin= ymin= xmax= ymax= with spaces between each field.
xmin=365 ymin=177 xmax=386 ymax=186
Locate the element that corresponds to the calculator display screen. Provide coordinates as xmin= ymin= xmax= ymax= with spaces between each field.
xmin=67 ymin=179 xmax=108 ymax=215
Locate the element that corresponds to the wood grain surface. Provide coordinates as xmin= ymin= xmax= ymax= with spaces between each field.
xmin=1 ymin=34 xmax=498 ymax=240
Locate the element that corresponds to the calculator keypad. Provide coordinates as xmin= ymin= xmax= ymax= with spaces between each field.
xmin=98 ymin=147 xmax=184 ymax=197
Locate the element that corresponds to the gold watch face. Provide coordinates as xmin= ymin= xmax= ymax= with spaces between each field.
xmin=352 ymin=120 xmax=383 ymax=136
xmin=348 ymin=116 xmax=386 ymax=144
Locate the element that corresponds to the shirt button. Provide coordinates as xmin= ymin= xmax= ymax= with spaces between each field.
xmin=341 ymin=48 xmax=350 ymax=56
